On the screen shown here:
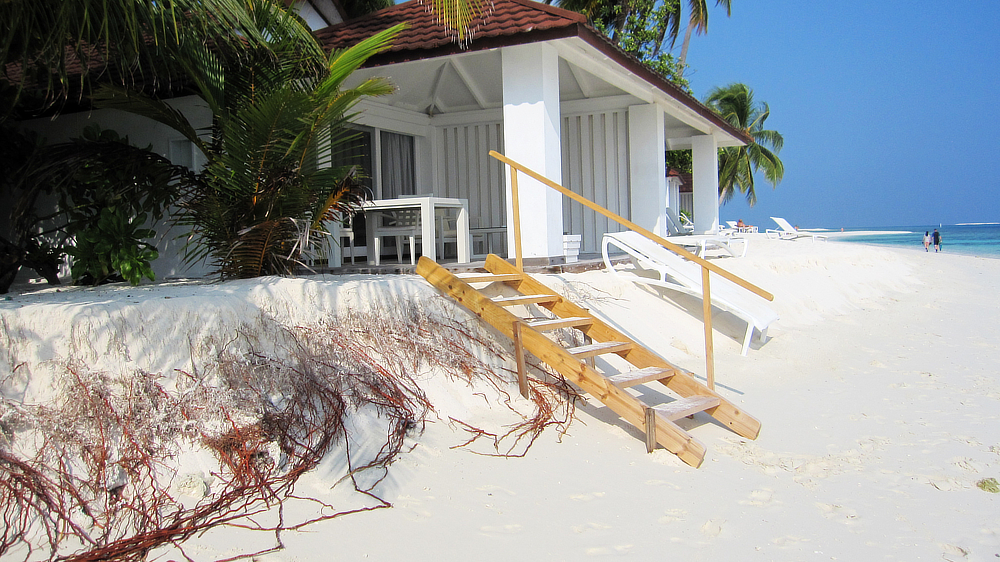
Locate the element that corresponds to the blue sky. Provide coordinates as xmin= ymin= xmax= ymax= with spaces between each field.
xmin=683 ymin=1 xmax=1000 ymax=229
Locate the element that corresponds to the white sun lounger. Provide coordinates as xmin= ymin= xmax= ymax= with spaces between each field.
xmin=602 ymin=231 xmax=778 ymax=356
xmin=765 ymin=217 xmax=828 ymax=241
xmin=663 ymin=234 xmax=748 ymax=258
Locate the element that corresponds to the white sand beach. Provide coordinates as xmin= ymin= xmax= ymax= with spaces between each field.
xmin=2 ymin=237 xmax=999 ymax=561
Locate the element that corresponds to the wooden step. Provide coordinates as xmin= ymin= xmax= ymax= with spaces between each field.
xmin=653 ymin=395 xmax=721 ymax=421
xmin=566 ymin=340 xmax=633 ymax=359
xmin=526 ymin=316 xmax=595 ymax=331
xmin=608 ymin=367 xmax=676 ymax=388
xmin=492 ymin=294 xmax=561 ymax=307
xmin=456 ymin=273 xmax=523 ymax=284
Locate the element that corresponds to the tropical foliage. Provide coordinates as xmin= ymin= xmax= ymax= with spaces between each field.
xmin=552 ymin=0 xmax=733 ymax=82
xmin=0 ymin=0 xmax=318 ymax=119
xmin=675 ymin=0 xmax=732 ymax=68
xmin=704 ymin=82 xmax=784 ymax=206
xmin=93 ymin=2 xmax=402 ymax=278
xmin=585 ymin=0 xmax=688 ymax=87
xmin=0 ymin=124 xmax=184 ymax=289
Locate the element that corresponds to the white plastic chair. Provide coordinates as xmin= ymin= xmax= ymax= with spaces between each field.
xmin=602 ymin=231 xmax=777 ymax=356
xmin=371 ymin=208 xmax=421 ymax=265
xmin=765 ymin=217 xmax=828 ymax=241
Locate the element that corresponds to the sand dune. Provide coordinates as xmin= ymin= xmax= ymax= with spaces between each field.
xmin=2 ymin=237 xmax=998 ymax=561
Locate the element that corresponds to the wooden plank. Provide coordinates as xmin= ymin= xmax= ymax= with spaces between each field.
xmin=492 ymin=294 xmax=560 ymax=307
xmin=702 ymin=267 xmax=715 ymax=390
xmin=511 ymin=168 xmax=523 ymax=271
xmin=608 ymin=367 xmax=676 ymax=388
xmin=456 ymin=273 xmax=523 ymax=284
xmin=513 ymin=321 xmax=529 ymax=399
xmin=417 ymin=257 xmax=707 ymax=467
xmin=654 ymin=396 xmax=722 ymax=422
xmin=566 ymin=340 xmax=633 ymax=359
xmin=484 ymin=254 xmax=761 ymax=441
xmin=645 ymin=407 xmax=656 ymax=453
xmin=526 ymin=316 xmax=595 ymax=331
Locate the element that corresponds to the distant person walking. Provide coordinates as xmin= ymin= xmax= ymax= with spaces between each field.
xmin=923 ymin=231 xmax=930 ymax=252
xmin=933 ymin=229 xmax=941 ymax=252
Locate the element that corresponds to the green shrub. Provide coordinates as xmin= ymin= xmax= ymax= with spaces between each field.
xmin=67 ymin=207 xmax=158 ymax=285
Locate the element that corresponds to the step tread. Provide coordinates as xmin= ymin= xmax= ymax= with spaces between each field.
xmin=492 ymin=294 xmax=560 ymax=306
xmin=456 ymin=273 xmax=523 ymax=283
xmin=526 ymin=316 xmax=595 ymax=331
xmin=566 ymin=340 xmax=633 ymax=359
xmin=653 ymin=395 xmax=722 ymax=421
xmin=607 ymin=367 xmax=676 ymax=388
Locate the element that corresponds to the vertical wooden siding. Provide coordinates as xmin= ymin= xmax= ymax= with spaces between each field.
xmin=561 ymin=109 xmax=630 ymax=254
xmin=437 ymin=122 xmax=507 ymax=229
xmin=437 ymin=110 xmax=631 ymax=256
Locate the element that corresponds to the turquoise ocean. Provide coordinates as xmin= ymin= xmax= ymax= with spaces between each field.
xmin=824 ymin=223 xmax=1000 ymax=258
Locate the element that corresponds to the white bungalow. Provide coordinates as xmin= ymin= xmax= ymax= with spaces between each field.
xmin=315 ymin=0 xmax=749 ymax=266
xmin=19 ymin=0 xmax=748 ymax=276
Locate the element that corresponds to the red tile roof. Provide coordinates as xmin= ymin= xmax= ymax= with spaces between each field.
xmin=314 ymin=0 xmax=750 ymax=144
xmin=315 ymin=0 xmax=586 ymax=58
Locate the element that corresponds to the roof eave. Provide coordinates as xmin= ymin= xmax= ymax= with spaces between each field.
xmin=573 ymin=25 xmax=751 ymax=146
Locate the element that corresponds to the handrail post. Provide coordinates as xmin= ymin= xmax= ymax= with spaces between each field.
xmin=701 ymin=266 xmax=715 ymax=390
xmin=512 ymin=320 xmax=529 ymax=398
xmin=510 ymin=168 xmax=524 ymax=272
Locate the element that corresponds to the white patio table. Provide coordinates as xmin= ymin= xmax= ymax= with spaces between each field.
xmin=362 ymin=196 xmax=470 ymax=265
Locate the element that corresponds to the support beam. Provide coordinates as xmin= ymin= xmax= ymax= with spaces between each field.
xmin=691 ymin=134 xmax=720 ymax=234
xmin=628 ymin=104 xmax=667 ymax=237
xmin=501 ymin=43 xmax=564 ymax=262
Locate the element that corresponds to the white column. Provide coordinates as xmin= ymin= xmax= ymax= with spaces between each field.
xmin=691 ymin=134 xmax=720 ymax=234
xmin=501 ymin=43 xmax=563 ymax=261
xmin=628 ymin=104 xmax=667 ymax=237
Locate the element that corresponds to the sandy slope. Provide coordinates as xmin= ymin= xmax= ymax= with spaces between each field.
xmin=2 ymin=237 xmax=998 ymax=561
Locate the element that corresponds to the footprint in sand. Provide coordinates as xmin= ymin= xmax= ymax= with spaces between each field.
xmin=476 ymin=484 xmax=517 ymax=496
xmin=585 ymin=545 xmax=633 ymax=556
xmin=700 ymin=519 xmax=725 ymax=538
xmin=479 ymin=524 xmax=523 ymax=535
xmin=951 ymin=457 xmax=983 ymax=473
xmin=930 ymin=477 xmax=964 ymax=491
xmin=658 ymin=508 xmax=686 ymax=524
xmin=816 ymin=503 xmax=859 ymax=524
xmin=939 ymin=543 xmax=969 ymax=561
xmin=771 ymin=535 xmax=811 ymax=547
xmin=572 ymin=522 xmax=613 ymax=534
xmin=570 ymin=492 xmax=607 ymax=501
xmin=739 ymin=488 xmax=775 ymax=506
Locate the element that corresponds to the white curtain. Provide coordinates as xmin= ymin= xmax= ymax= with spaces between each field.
xmin=380 ymin=131 xmax=415 ymax=198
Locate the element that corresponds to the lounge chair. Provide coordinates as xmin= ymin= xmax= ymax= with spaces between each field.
xmin=665 ymin=208 xmax=694 ymax=236
xmin=726 ymin=220 xmax=757 ymax=234
xmin=663 ymin=234 xmax=748 ymax=258
xmin=602 ymin=231 xmax=778 ymax=356
xmin=765 ymin=217 xmax=828 ymax=241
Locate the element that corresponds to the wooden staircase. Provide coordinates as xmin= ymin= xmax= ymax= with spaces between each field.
xmin=417 ymin=254 xmax=761 ymax=468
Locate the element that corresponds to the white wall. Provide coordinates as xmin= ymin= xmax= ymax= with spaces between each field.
xmin=18 ymin=96 xmax=215 ymax=280
xmin=560 ymin=109 xmax=630 ymax=254
xmin=435 ymin=121 xmax=506 ymax=230
xmin=501 ymin=43 xmax=564 ymax=261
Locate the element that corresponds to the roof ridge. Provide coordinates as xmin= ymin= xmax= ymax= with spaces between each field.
xmin=503 ymin=0 xmax=587 ymax=23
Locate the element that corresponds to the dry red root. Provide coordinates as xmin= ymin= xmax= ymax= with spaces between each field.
xmin=0 ymin=300 xmax=578 ymax=561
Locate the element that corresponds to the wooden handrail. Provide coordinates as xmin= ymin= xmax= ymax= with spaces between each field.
xmin=491 ymin=149 xmax=774 ymax=389
xmin=491 ymin=150 xmax=773 ymax=302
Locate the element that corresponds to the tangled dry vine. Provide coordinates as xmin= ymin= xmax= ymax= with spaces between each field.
xmin=0 ymin=300 xmax=579 ymax=561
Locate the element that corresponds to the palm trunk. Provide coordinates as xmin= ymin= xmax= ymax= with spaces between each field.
xmin=678 ymin=19 xmax=696 ymax=69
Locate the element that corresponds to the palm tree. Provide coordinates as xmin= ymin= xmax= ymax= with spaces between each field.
xmin=93 ymin=1 xmax=403 ymax=278
xmin=0 ymin=0 xmax=312 ymax=118
xmin=704 ymin=82 xmax=784 ymax=206
xmin=676 ymin=0 xmax=732 ymax=69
